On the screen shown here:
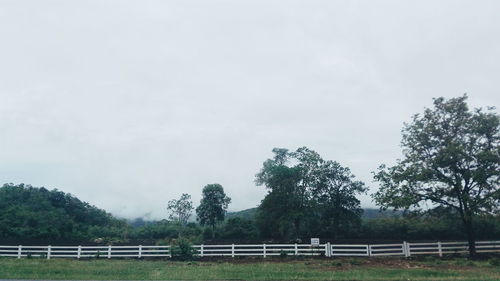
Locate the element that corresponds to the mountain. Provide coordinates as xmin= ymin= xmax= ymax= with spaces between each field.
xmin=226 ymin=208 xmax=258 ymax=220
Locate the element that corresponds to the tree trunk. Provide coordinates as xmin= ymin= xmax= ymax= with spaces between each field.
xmin=293 ymin=218 xmax=300 ymax=240
xmin=463 ymin=216 xmax=476 ymax=258
xmin=457 ymin=198 xmax=477 ymax=258
xmin=211 ymin=224 xmax=216 ymax=239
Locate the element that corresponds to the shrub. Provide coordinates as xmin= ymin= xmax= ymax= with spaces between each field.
xmin=279 ymin=249 xmax=288 ymax=258
xmin=170 ymin=238 xmax=197 ymax=261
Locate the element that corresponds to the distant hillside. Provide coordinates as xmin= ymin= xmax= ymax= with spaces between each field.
xmin=0 ymin=183 xmax=124 ymax=242
xmin=226 ymin=208 xmax=258 ymax=220
xmin=226 ymin=207 xmax=400 ymax=221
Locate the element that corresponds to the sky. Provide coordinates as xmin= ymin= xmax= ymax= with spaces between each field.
xmin=1 ymin=0 xmax=499 ymax=220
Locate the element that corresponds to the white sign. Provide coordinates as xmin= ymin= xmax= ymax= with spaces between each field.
xmin=310 ymin=238 xmax=320 ymax=245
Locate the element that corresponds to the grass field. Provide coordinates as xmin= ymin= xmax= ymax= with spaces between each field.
xmin=0 ymin=256 xmax=499 ymax=280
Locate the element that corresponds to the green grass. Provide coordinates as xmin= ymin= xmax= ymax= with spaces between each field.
xmin=0 ymin=257 xmax=499 ymax=280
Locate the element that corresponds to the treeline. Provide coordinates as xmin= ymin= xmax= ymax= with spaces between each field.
xmin=1 ymin=183 xmax=499 ymax=245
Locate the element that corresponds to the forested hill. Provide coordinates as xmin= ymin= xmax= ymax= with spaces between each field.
xmin=0 ymin=183 xmax=125 ymax=242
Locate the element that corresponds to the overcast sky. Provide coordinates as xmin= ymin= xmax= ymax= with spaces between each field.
xmin=1 ymin=0 xmax=499 ymax=219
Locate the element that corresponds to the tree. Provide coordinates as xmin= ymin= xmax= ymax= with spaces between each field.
xmin=167 ymin=193 xmax=194 ymax=226
xmin=255 ymin=148 xmax=315 ymax=239
xmin=256 ymin=147 xmax=367 ymax=240
xmin=196 ymin=184 xmax=231 ymax=238
xmin=315 ymin=160 xmax=367 ymax=240
xmin=373 ymin=95 xmax=499 ymax=257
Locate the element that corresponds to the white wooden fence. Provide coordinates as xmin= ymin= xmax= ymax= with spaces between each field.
xmin=1 ymin=241 xmax=498 ymax=259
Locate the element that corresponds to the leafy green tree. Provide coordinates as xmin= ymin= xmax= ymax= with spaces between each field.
xmin=315 ymin=160 xmax=367 ymax=240
xmin=256 ymin=147 xmax=367 ymax=240
xmin=196 ymin=184 xmax=231 ymax=238
xmin=373 ymin=95 xmax=499 ymax=256
xmin=167 ymin=193 xmax=194 ymax=226
xmin=257 ymin=160 xmax=310 ymax=238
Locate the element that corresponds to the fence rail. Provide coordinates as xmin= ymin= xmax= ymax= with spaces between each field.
xmin=1 ymin=241 xmax=498 ymax=259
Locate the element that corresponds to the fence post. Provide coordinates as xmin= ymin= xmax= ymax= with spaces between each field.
xmin=200 ymin=244 xmax=204 ymax=257
xmin=403 ymin=241 xmax=409 ymax=257
xmin=107 ymin=245 xmax=112 ymax=259
xmin=17 ymin=245 xmax=22 ymax=259
xmin=437 ymin=241 xmax=442 ymax=257
xmin=231 ymin=244 xmax=235 ymax=258
xmin=367 ymin=244 xmax=371 ymax=257
xmin=263 ymin=244 xmax=266 ymax=258
xmin=326 ymin=242 xmax=331 ymax=257
xmin=294 ymin=243 xmax=298 ymax=256
xmin=47 ymin=245 xmax=51 ymax=260
xmin=77 ymin=246 xmax=81 ymax=259
xmin=138 ymin=245 xmax=142 ymax=259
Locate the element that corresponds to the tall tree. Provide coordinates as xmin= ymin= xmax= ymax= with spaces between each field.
xmin=256 ymin=147 xmax=367 ymax=240
xmin=167 ymin=193 xmax=194 ymax=226
xmin=255 ymin=148 xmax=317 ymax=239
xmin=373 ymin=95 xmax=499 ymax=257
xmin=315 ymin=161 xmax=367 ymax=240
xmin=196 ymin=184 xmax=231 ymax=238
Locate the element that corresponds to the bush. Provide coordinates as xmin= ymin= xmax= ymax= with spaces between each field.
xmin=279 ymin=249 xmax=288 ymax=258
xmin=170 ymin=238 xmax=197 ymax=261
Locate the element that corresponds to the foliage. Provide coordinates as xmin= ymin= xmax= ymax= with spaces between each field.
xmin=196 ymin=184 xmax=231 ymax=237
xmin=255 ymin=147 xmax=367 ymax=240
xmin=0 ymin=183 xmax=126 ymax=243
xmin=315 ymin=160 xmax=367 ymax=239
xmin=373 ymin=95 xmax=499 ymax=256
xmin=218 ymin=217 xmax=258 ymax=240
xmin=131 ymin=220 xmax=202 ymax=243
xmin=1 ymin=182 xmax=498 ymax=244
xmin=169 ymin=238 xmax=197 ymax=261
xmin=167 ymin=193 xmax=194 ymax=226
